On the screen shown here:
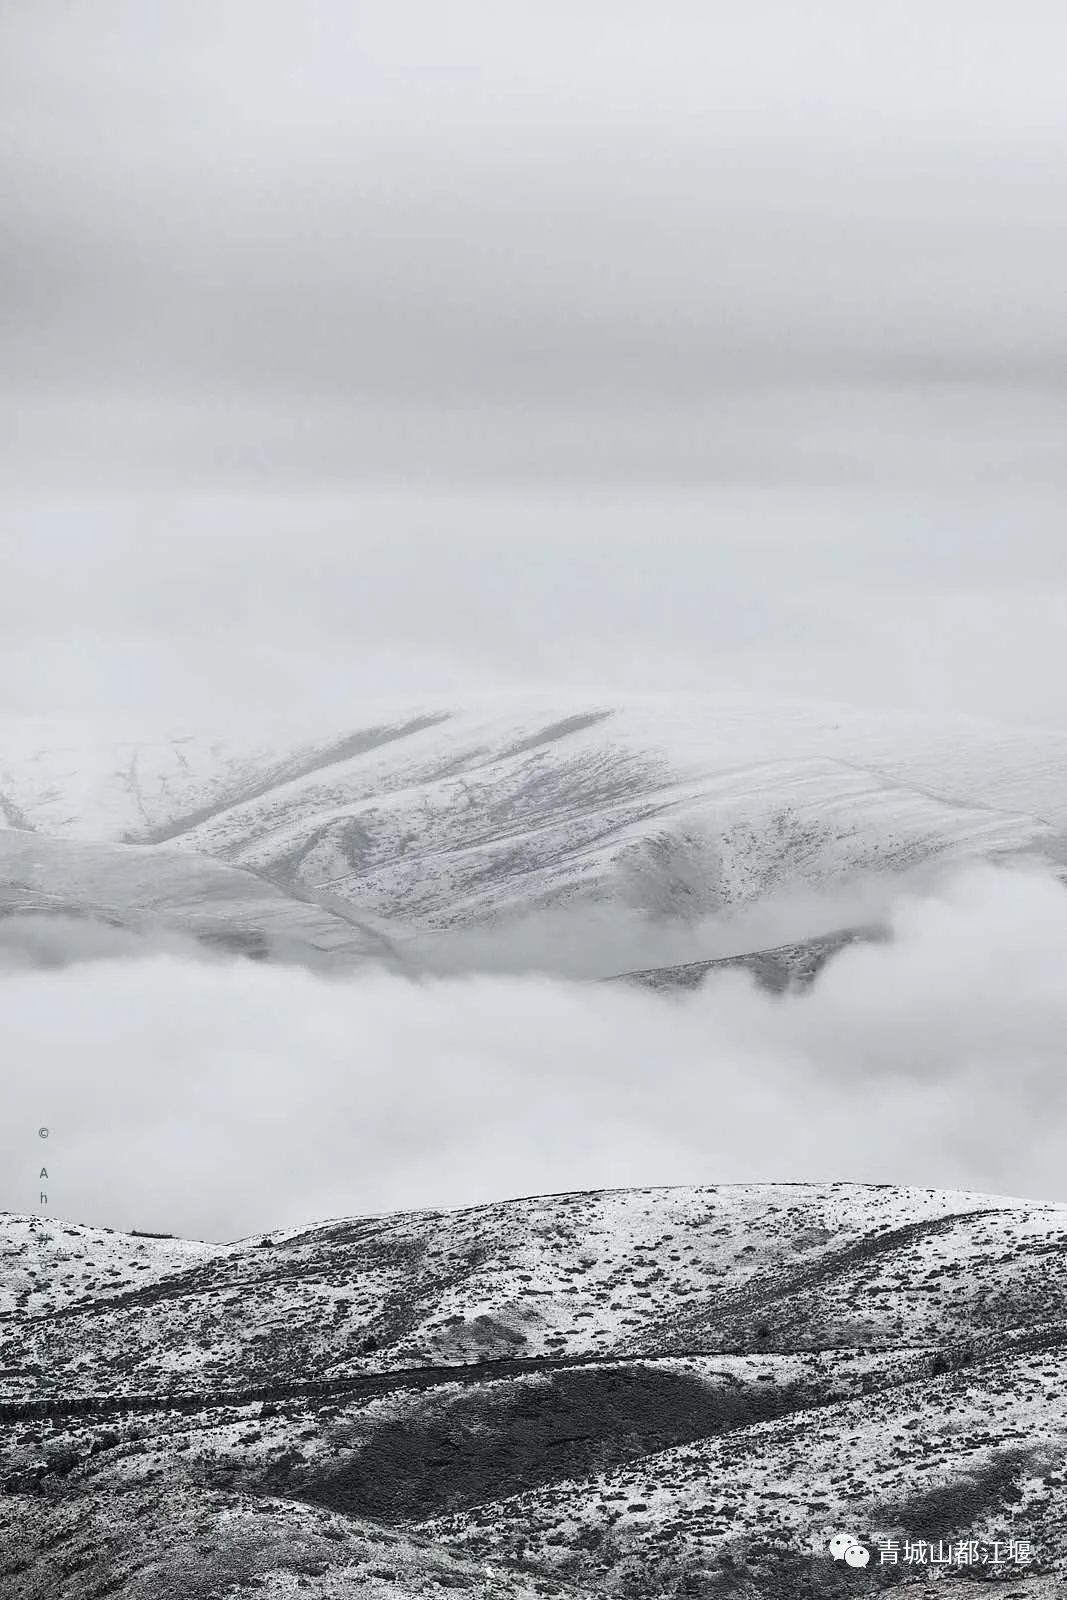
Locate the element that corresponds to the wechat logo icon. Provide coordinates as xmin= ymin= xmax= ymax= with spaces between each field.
xmin=828 ymin=1533 xmax=870 ymax=1567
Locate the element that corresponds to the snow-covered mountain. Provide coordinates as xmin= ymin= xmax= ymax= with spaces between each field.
xmin=2 ymin=694 xmax=1067 ymax=972
xmin=2 ymin=1183 xmax=1064 ymax=1597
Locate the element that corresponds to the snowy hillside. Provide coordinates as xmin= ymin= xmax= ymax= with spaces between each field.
xmin=1 ymin=1183 xmax=1065 ymax=1596
xmin=2 ymin=695 xmax=1066 ymax=947
xmin=0 ymin=830 xmax=402 ymax=969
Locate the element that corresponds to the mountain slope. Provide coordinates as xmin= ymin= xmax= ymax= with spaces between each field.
xmin=0 ymin=829 xmax=401 ymax=969
xmin=4 ymin=695 xmax=1066 ymax=939
xmin=4 ymin=1184 xmax=1065 ymax=1402
xmin=1 ymin=1185 xmax=1065 ymax=1597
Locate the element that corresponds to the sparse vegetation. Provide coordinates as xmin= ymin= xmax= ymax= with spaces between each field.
xmin=2 ymin=1183 xmax=1066 ymax=1597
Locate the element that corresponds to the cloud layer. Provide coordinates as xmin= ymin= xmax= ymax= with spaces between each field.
xmin=3 ymin=4 xmax=1067 ymax=723
xmin=5 ymin=862 xmax=1066 ymax=1240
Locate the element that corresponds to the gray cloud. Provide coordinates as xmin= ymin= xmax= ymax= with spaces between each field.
xmin=4 ymin=4 xmax=1067 ymax=456
xmin=4 ymin=484 xmax=1067 ymax=724
xmin=2 ymin=3 xmax=1067 ymax=719
xmin=0 ymin=914 xmax=215 ymax=973
xmin=4 ymin=862 xmax=1067 ymax=1239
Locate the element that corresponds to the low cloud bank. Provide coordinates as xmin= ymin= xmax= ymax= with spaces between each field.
xmin=0 ymin=914 xmax=211 ymax=971
xmin=394 ymin=868 xmax=945 ymax=980
xmin=3 ymin=862 xmax=1066 ymax=1240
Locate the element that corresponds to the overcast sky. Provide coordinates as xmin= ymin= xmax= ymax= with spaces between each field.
xmin=3 ymin=2 xmax=1067 ymax=723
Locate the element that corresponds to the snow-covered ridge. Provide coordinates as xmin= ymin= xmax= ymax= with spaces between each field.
xmin=2 ymin=1182 xmax=1062 ymax=1401
xmin=3 ymin=694 xmax=1066 ymax=943
xmin=3 ymin=1181 xmax=1067 ymax=1597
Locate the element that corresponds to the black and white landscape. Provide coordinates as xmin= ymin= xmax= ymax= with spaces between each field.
xmin=3 ymin=1175 xmax=1067 ymax=1600
xmin=4 ymin=2 xmax=1067 ymax=1595
xmin=3 ymin=704 xmax=1067 ymax=1595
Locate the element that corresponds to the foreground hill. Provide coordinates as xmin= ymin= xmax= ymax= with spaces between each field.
xmin=2 ymin=1184 xmax=1065 ymax=1596
xmin=3 ymin=696 xmax=1067 ymax=945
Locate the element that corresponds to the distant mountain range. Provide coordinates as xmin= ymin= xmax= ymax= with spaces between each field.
xmin=2 ymin=692 xmax=1066 ymax=978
